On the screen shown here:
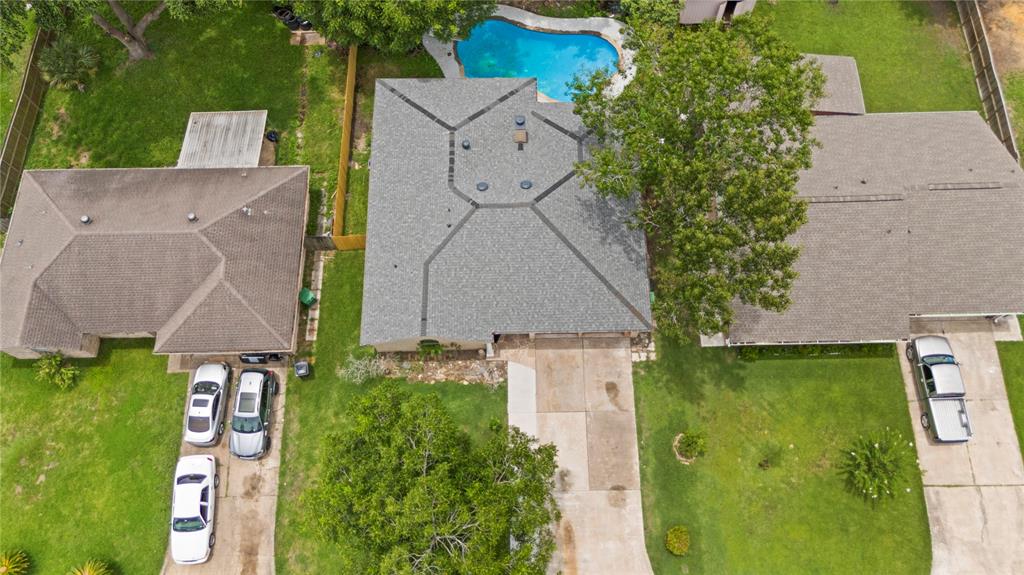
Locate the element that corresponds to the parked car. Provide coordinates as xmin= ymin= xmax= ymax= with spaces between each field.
xmin=183 ymin=363 xmax=230 ymax=446
xmin=907 ymin=336 xmax=973 ymax=443
xmin=170 ymin=455 xmax=218 ymax=565
xmin=229 ymin=368 xmax=278 ymax=460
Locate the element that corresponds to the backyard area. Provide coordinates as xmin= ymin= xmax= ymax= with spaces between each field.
xmin=0 ymin=340 xmax=187 ymax=573
xmin=634 ymin=341 xmax=932 ymax=575
xmin=0 ymin=15 xmax=35 ymax=147
xmin=997 ymin=317 xmax=1024 ymax=459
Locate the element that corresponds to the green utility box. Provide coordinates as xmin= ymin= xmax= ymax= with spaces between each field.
xmin=299 ymin=287 xmax=318 ymax=306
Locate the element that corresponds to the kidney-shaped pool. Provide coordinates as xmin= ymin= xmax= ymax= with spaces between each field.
xmin=455 ymin=19 xmax=619 ymax=102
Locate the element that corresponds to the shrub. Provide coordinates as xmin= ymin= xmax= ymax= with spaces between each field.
xmin=665 ymin=525 xmax=690 ymax=556
xmin=68 ymin=560 xmax=112 ymax=575
xmin=38 ymin=37 xmax=99 ymax=91
xmin=0 ymin=550 xmax=30 ymax=575
xmin=674 ymin=430 xmax=707 ymax=460
xmin=338 ymin=353 xmax=386 ymax=385
xmin=839 ymin=427 xmax=914 ymax=502
xmin=621 ymin=0 xmax=684 ymax=27
xmin=35 ymin=353 xmax=80 ymax=390
xmin=737 ymin=343 xmax=893 ymax=361
xmin=417 ymin=339 xmax=444 ymax=361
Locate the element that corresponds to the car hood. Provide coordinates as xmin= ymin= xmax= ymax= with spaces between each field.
xmin=171 ymin=528 xmax=210 ymax=563
xmin=230 ymin=430 xmax=264 ymax=457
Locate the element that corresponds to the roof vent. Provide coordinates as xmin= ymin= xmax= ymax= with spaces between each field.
xmin=520 ymin=180 xmax=533 ymax=190
xmin=79 ymin=215 xmax=92 ymax=225
xmin=461 ymin=139 xmax=471 ymax=150
xmin=514 ymin=115 xmax=526 ymax=126
xmin=241 ymin=206 xmax=253 ymax=216
xmin=476 ymin=182 xmax=489 ymax=192
xmin=186 ymin=212 xmax=199 ymax=223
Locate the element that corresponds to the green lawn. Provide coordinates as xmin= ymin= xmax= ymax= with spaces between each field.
xmin=0 ymin=14 xmax=36 ymax=147
xmin=634 ymin=339 xmax=931 ymax=575
xmin=764 ymin=0 xmax=979 ymax=113
xmin=273 ymin=49 xmax=509 ymax=573
xmin=996 ymin=316 xmax=1024 ymax=459
xmin=1003 ymin=72 xmax=1024 ymax=159
xmin=0 ymin=340 xmax=188 ymax=574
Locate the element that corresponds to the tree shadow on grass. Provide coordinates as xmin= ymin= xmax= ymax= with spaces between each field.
xmin=635 ymin=334 xmax=746 ymax=407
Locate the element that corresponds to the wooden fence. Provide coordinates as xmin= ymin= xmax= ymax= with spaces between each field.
xmin=1 ymin=28 xmax=53 ymax=217
xmin=956 ymin=0 xmax=1019 ymax=162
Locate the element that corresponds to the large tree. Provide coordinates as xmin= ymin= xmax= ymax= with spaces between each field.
xmin=573 ymin=16 xmax=824 ymax=339
xmin=303 ymin=383 xmax=559 ymax=574
xmin=294 ymin=0 xmax=495 ymax=54
xmin=4 ymin=0 xmax=236 ymax=63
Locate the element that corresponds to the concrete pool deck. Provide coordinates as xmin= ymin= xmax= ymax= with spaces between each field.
xmin=423 ymin=4 xmax=635 ymax=100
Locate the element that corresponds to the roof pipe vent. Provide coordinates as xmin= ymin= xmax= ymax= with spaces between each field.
xmin=520 ymin=180 xmax=533 ymax=190
xmin=186 ymin=212 xmax=199 ymax=223
xmin=79 ymin=215 xmax=92 ymax=225
xmin=461 ymin=139 xmax=471 ymax=150
xmin=514 ymin=115 xmax=526 ymax=126
xmin=476 ymin=182 xmax=489 ymax=192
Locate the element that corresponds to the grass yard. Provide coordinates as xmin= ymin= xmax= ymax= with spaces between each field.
xmin=0 ymin=14 xmax=36 ymax=147
xmin=635 ymin=339 xmax=931 ymax=575
xmin=0 ymin=340 xmax=188 ymax=574
xmin=996 ymin=316 xmax=1024 ymax=459
xmin=273 ymin=48 xmax=509 ymax=573
xmin=1004 ymin=72 xmax=1024 ymax=156
xmin=764 ymin=0 xmax=979 ymax=113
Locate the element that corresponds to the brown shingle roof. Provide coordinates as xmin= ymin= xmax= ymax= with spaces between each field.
xmin=1 ymin=166 xmax=308 ymax=355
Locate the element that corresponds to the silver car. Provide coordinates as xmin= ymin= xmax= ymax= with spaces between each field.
xmin=183 ymin=363 xmax=230 ymax=447
xmin=907 ymin=336 xmax=972 ymax=443
xmin=229 ymin=368 xmax=278 ymax=459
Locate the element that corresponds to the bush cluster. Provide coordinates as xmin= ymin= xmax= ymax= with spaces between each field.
xmin=338 ymin=353 xmax=387 ymax=385
xmin=839 ymin=427 xmax=914 ymax=503
xmin=737 ymin=343 xmax=893 ymax=361
xmin=0 ymin=549 xmax=30 ymax=575
xmin=665 ymin=525 xmax=691 ymax=556
xmin=34 ymin=353 xmax=80 ymax=390
xmin=675 ymin=430 xmax=707 ymax=460
xmin=69 ymin=560 xmax=113 ymax=575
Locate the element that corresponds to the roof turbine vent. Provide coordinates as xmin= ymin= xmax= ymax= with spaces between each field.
xmin=186 ymin=212 xmax=199 ymax=223
xmin=79 ymin=215 xmax=92 ymax=225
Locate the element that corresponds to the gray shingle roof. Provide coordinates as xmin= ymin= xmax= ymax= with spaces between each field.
xmin=729 ymin=112 xmax=1024 ymax=344
xmin=1 ymin=167 xmax=309 ymax=355
xmin=361 ymin=79 xmax=652 ymax=347
xmin=806 ymin=54 xmax=866 ymax=115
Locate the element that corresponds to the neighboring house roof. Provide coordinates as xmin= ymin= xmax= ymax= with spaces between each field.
xmin=0 ymin=166 xmax=309 ymax=355
xmin=360 ymin=78 xmax=652 ymax=347
xmin=729 ymin=112 xmax=1024 ymax=344
xmin=177 ymin=110 xmax=268 ymax=168
xmin=806 ymin=54 xmax=866 ymax=115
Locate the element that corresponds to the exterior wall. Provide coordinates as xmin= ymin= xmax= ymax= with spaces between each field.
xmin=679 ymin=0 xmax=757 ymax=25
xmin=371 ymin=337 xmax=487 ymax=353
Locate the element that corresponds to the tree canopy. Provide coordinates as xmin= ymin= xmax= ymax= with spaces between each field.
xmin=572 ymin=16 xmax=824 ymax=339
xmin=294 ymin=0 xmax=495 ymax=54
xmin=303 ymin=383 xmax=559 ymax=574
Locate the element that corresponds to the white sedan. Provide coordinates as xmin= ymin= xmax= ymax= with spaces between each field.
xmin=183 ymin=363 xmax=230 ymax=446
xmin=170 ymin=455 xmax=218 ymax=565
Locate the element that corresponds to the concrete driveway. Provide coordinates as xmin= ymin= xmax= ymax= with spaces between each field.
xmin=161 ymin=367 xmax=287 ymax=575
xmin=505 ymin=336 xmax=653 ymax=575
xmin=899 ymin=320 xmax=1024 ymax=575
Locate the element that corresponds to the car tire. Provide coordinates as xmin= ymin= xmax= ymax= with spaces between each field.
xmin=265 ymin=436 xmax=272 ymax=452
xmin=218 ymin=422 xmax=225 ymax=435
xmin=905 ymin=345 xmax=914 ymax=361
xmin=920 ymin=413 xmax=930 ymax=429
xmin=214 ymin=474 xmax=221 ymax=487
xmin=273 ymin=380 xmax=279 ymax=396
xmin=209 ymin=533 xmax=215 ymax=548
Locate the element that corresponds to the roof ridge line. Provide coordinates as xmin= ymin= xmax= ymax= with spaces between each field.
xmin=378 ymin=80 xmax=456 ymax=131
xmin=198 ymin=168 xmax=308 ymax=231
xmin=23 ymin=172 xmax=78 ymax=233
xmin=453 ymin=78 xmax=535 ymax=130
xmin=154 ymin=263 xmax=226 ymax=349
xmin=21 ymin=284 xmax=83 ymax=347
xmin=421 ymin=208 xmax=478 ymax=336
xmin=219 ymin=279 xmax=291 ymax=349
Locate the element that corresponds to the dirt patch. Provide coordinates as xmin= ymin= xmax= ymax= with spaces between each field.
xmin=557 ymin=518 xmax=578 ymax=575
xmin=556 ymin=467 xmax=573 ymax=492
xmin=243 ymin=474 xmax=264 ymax=499
xmin=71 ymin=149 xmax=91 ymax=167
xmin=48 ymin=107 xmax=69 ymax=138
xmin=923 ymin=0 xmax=965 ymax=51
xmin=981 ymin=0 xmax=1024 ymax=73
xmin=238 ymin=510 xmax=264 ymax=574
xmin=381 ymin=356 xmax=507 ymax=386
xmin=607 ymin=484 xmax=627 ymax=508
xmin=604 ymin=381 xmax=626 ymax=410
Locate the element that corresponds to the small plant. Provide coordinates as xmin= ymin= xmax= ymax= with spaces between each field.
xmin=0 ymin=549 xmax=30 ymax=575
xmin=35 ymin=352 xmax=80 ymax=390
xmin=38 ymin=37 xmax=100 ymax=91
xmin=338 ymin=353 xmax=386 ymax=385
xmin=417 ymin=339 xmax=444 ymax=361
xmin=68 ymin=559 xmax=112 ymax=575
xmin=673 ymin=430 xmax=706 ymax=462
xmin=665 ymin=525 xmax=690 ymax=556
xmin=758 ymin=441 xmax=784 ymax=470
xmin=839 ymin=427 xmax=914 ymax=503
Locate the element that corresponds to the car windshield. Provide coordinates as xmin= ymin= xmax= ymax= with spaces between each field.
xmin=172 ymin=516 xmax=205 ymax=532
xmin=232 ymin=415 xmax=262 ymax=433
xmin=923 ymin=354 xmax=956 ymax=366
xmin=176 ymin=474 xmax=206 ymax=485
xmin=192 ymin=381 xmax=220 ymax=395
xmin=237 ymin=392 xmax=258 ymax=413
xmin=187 ymin=416 xmax=211 ymax=433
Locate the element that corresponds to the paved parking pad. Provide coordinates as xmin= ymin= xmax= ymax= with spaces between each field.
xmin=507 ymin=337 xmax=653 ymax=575
xmin=899 ymin=321 xmax=1024 ymax=575
xmin=162 ymin=367 xmax=286 ymax=575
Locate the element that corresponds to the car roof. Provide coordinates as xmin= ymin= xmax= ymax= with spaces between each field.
xmin=238 ymin=370 xmax=265 ymax=392
xmin=915 ymin=335 xmax=954 ymax=358
xmin=931 ymin=363 xmax=966 ymax=396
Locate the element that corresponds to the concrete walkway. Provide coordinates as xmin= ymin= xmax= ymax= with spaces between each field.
xmin=505 ymin=336 xmax=653 ymax=575
xmin=898 ymin=320 xmax=1024 ymax=575
xmin=162 ymin=367 xmax=287 ymax=575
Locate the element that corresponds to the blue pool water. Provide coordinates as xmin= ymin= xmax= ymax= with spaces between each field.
xmin=456 ymin=19 xmax=619 ymax=102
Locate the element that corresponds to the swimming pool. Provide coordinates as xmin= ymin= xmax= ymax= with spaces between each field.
xmin=455 ymin=19 xmax=620 ymax=102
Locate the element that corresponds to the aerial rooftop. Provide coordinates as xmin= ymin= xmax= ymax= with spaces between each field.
xmin=0 ymin=166 xmax=309 ymax=358
xmin=360 ymin=78 xmax=652 ymax=351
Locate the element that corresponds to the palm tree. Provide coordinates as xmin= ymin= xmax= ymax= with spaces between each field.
xmin=38 ymin=37 xmax=100 ymax=91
